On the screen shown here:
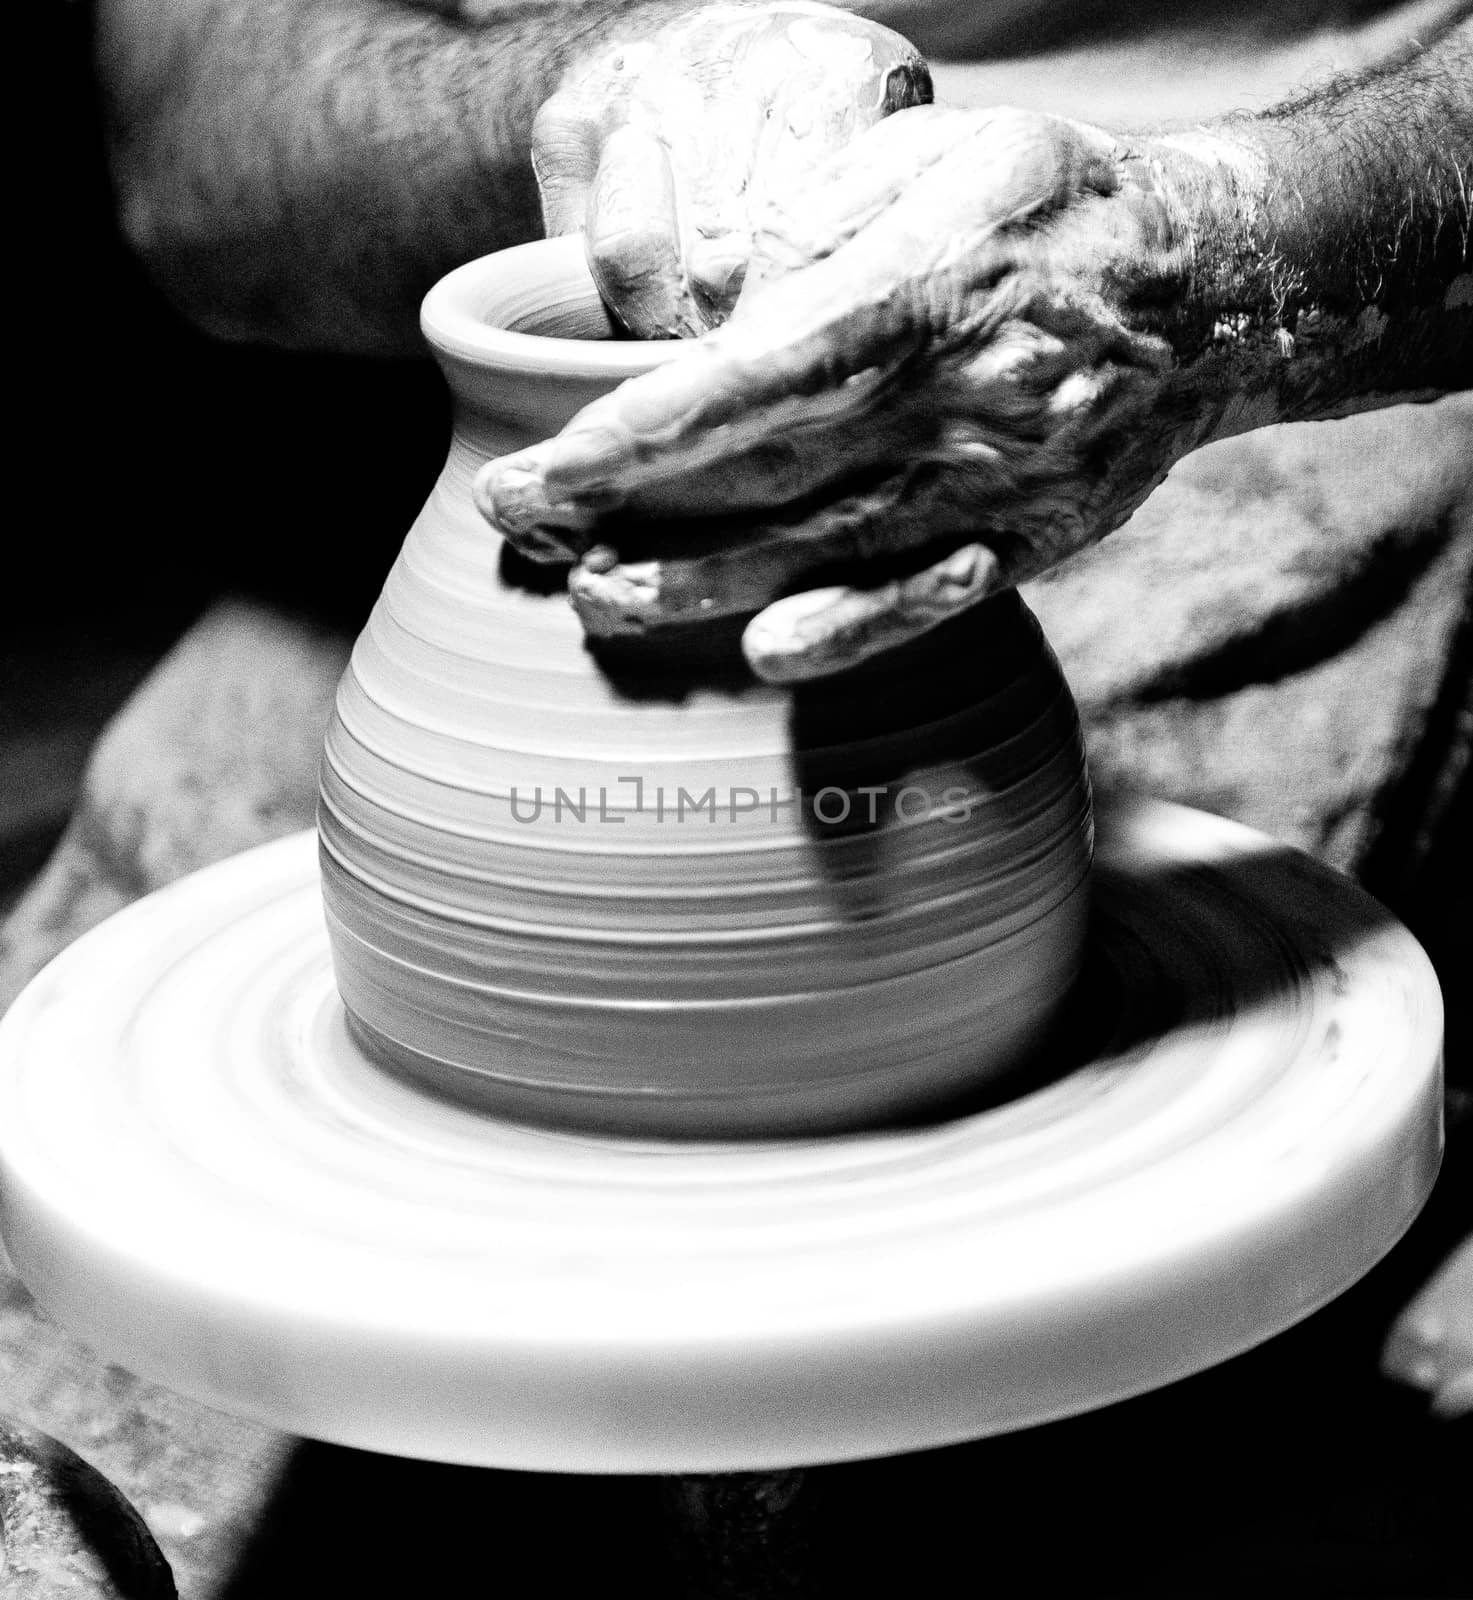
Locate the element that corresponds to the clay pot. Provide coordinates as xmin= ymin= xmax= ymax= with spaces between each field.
xmin=318 ymin=235 xmax=1093 ymax=1137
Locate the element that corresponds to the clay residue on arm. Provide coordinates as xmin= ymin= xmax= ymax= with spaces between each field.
xmin=1137 ymin=12 xmax=1471 ymax=433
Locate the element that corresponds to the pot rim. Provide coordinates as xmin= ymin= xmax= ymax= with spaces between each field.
xmin=419 ymin=234 xmax=693 ymax=380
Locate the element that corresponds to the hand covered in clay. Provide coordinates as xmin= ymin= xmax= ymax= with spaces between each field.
xmin=533 ymin=1 xmax=931 ymax=337
xmin=482 ymin=105 xmax=1227 ymax=680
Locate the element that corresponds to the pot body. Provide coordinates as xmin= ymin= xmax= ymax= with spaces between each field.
xmin=319 ymin=236 xmax=1092 ymax=1136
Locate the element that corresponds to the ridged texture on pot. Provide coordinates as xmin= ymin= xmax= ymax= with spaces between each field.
xmin=318 ymin=237 xmax=1093 ymax=1136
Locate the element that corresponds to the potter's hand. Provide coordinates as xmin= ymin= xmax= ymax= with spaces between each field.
xmin=480 ymin=104 xmax=1223 ymax=680
xmin=532 ymin=2 xmax=931 ymax=337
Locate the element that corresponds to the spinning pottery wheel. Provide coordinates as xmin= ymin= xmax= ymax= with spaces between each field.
xmin=0 ymin=800 xmax=1443 ymax=1471
xmin=0 ymin=241 xmax=1445 ymax=1477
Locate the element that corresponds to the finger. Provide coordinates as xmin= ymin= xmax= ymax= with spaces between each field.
xmin=474 ymin=325 xmax=908 ymax=554
xmin=565 ymin=463 xmax=960 ymax=637
xmin=740 ymin=105 xmax=1118 ymax=307
xmin=472 ymin=453 xmax=599 ymax=563
xmin=853 ymin=108 xmax=1118 ymax=257
xmin=476 ymin=375 xmax=913 ymax=567
xmin=586 ymin=125 xmax=707 ymax=339
xmin=530 ymin=92 xmax=603 ymax=237
xmin=742 ymin=541 xmax=1005 ymax=683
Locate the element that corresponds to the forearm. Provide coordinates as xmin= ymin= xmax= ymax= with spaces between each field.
xmin=95 ymin=0 xmax=684 ymax=354
xmin=1148 ymin=11 xmax=1471 ymax=431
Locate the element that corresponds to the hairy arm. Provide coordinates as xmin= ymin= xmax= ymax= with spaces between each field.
xmin=1147 ymin=10 xmax=1472 ymax=433
xmin=94 ymin=0 xmax=694 ymax=354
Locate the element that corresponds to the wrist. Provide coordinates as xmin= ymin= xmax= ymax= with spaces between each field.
xmin=1124 ymin=119 xmax=1469 ymax=438
xmin=1109 ymin=128 xmax=1292 ymax=442
xmin=1130 ymin=22 xmax=1472 ymax=433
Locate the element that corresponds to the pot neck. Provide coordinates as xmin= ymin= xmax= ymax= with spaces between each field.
xmin=419 ymin=237 xmax=688 ymax=460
